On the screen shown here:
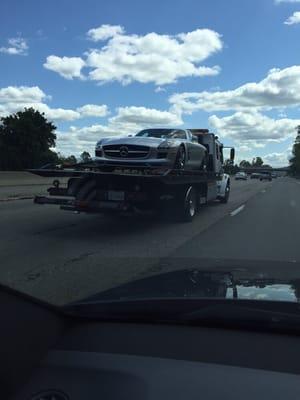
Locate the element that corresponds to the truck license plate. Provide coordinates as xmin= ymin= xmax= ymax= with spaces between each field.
xmin=108 ymin=190 xmax=125 ymax=201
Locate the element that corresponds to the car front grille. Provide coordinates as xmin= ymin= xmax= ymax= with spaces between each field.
xmin=103 ymin=144 xmax=150 ymax=159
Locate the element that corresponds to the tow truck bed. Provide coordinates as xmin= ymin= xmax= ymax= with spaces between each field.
xmin=28 ymin=161 xmax=227 ymax=222
xmin=28 ymin=164 xmax=219 ymax=184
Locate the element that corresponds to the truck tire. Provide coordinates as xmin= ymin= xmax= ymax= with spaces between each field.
xmin=220 ymin=182 xmax=230 ymax=203
xmin=177 ymin=186 xmax=197 ymax=222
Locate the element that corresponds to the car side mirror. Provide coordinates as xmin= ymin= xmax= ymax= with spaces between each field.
xmin=230 ymin=148 xmax=235 ymax=161
xmin=192 ymin=135 xmax=198 ymax=143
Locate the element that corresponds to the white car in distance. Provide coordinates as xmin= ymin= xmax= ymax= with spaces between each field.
xmin=235 ymin=172 xmax=247 ymax=180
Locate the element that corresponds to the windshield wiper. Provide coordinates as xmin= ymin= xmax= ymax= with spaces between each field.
xmin=63 ymin=298 xmax=300 ymax=333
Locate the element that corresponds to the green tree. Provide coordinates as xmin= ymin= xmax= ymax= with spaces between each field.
xmin=64 ymin=155 xmax=77 ymax=165
xmin=252 ymin=157 xmax=264 ymax=167
xmin=80 ymin=151 xmax=91 ymax=163
xmin=56 ymin=152 xmax=66 ymax=164
xmin=0 ymin=108 xmax=57 ymax=170
xmin=224 ymin=159 xmax=239 ymax=175
xmin=289 ymin=126 xmax=300 ymax=176
xmin=55 ymin=153 xmax=78 ymax=166
xmin=239 ymin=160 xmax=251 ymax=168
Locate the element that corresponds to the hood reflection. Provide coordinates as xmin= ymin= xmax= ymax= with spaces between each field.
xmin=81 ymin=266 xmax=300 ymax=303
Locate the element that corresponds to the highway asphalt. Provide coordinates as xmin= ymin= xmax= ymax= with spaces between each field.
xmin=0 ymin=176 xmax=299 ymax=305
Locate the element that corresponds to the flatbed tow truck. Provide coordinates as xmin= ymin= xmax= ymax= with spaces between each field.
xmin=29 ymin=130 xmax=235 ymax=222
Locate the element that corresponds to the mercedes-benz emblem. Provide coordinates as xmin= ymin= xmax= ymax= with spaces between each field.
xmin=119 ymin=146 xmax=129 ymax=157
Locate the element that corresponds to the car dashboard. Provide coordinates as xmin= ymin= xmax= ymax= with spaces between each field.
xmin=1 ymin=286 xmax=300 ymax=400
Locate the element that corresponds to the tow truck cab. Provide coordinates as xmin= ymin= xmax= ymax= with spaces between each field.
xmin=190 ymin=129 xmax=225 ymax=174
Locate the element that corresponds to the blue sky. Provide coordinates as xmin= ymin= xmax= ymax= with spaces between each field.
xmin=1 ymin=0 xmax=300 ymax=165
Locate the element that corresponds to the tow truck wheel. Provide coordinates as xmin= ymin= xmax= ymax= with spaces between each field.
xmin=180 ymin=186 xmax=197 ymax=222
xmin=220 ymin=183 xmax=230 ymax=203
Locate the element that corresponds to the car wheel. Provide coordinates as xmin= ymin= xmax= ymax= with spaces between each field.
xmin=175 ymin=145 xmax=186 ymax=170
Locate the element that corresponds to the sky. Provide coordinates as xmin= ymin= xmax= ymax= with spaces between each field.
xmin=1 ymin=0 xmax=300 ymax=166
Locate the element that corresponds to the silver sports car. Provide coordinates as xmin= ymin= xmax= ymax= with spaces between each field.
xmin=95 ymin=128 xmax=207 ymax=170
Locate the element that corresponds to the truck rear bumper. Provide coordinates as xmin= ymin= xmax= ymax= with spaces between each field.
xmin=34 ymin=196 xmax=74 ymax=206
xmin=34 ymin=195 xmax=155 ymax=214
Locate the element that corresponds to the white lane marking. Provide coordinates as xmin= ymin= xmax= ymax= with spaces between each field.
xmin=230 ymin=204 xmax=245 ymax=217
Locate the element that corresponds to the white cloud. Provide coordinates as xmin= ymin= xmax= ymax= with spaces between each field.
xmin=35 ymin=104 xmax=81 ymax=121
xmin=0 ymin=37 xmax=28 ymax=55
xmin=0 ymin=85 xmax=108 ymax=122
xmin=284 ymin=11 xmax=300 ymax=25
xmin=87 ymin=24 xmax=125 ymax=41
xmin=76 ymin=104 xmax=109 ymax=117
xmin=56 ymin=105 xmax=182 ymax=155
xmin=0 ymin=86 xmax=46 ymax=104
xmin=210 ymin=110 xmax=294 ymax=167
xmin=46 ymin=25 xmax=222 ymax=85
xmin=154 ymin=86 xmax=166 ymax=93
xmin=43 ymin=55 xmax=85 ymax=79
xmin=275 ymin=0 xmax=300 ymax=3
xmin=86 ymin=28 xmax=222 ymax=85
xmin=237 ymin=145 xmax=250 ymax=152
xmin=169 ymin=66 xmax=300 ymax=113
xmin=278 ymin=110 xmax=287 ymax=117
xmin=110 ymin=106 xmax=182 ymax=127
xmin=209 ymin=111 xmax=300 ymax=146
xmin=263 ymin=151 xmax=290 ymax=167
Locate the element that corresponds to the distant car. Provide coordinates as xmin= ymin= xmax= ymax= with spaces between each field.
xmin=235 ymin=172 xmax=247 ymax=180
xmin=260 ymin=172 xmax=272 ymax=181
xmin=95 ymin=128 xmax=208 ymax=171
xmin=271 ymin=172 xmax=277 ymax=179
xmin=250 ymin=173 xmax=260 ymax=179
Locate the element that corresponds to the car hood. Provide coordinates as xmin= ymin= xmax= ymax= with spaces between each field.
xmin=71 ymin=258 xmax=300 ymax=304
xmin=99 ymin=136 xmax=178 ymax=147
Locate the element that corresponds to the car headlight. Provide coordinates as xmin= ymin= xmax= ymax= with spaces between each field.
xmin=158 ymin=141 xmax=171 ymax=150
xmin=95 ymin=140 xmax=104 ymax=157
xmin=96 ymin=140 xmax=103 ymax=149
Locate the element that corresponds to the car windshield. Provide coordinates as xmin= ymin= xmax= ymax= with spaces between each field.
xmin=136 ymin=129 xmax=185 ymax=138
xmin=1 ymin=0 xmax=300 ymax=332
